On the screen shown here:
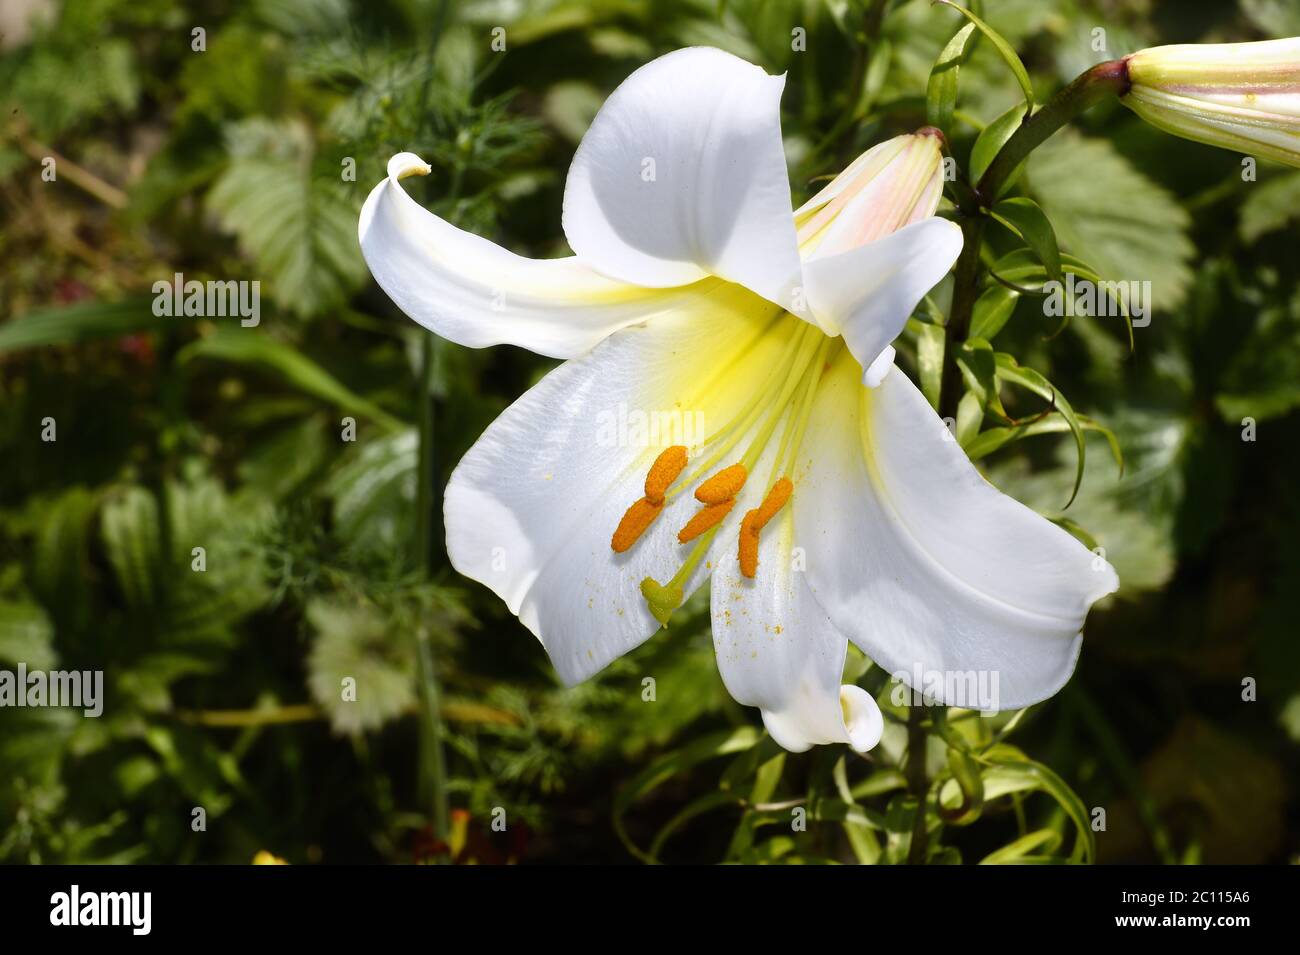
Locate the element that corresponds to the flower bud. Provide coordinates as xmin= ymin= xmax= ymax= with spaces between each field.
xmin=1122 ymin=38 xmax=1300 ymax=168
xmin=796 ymin=129 xmax=947 ymax=260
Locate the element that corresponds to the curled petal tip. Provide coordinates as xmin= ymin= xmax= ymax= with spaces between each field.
xmin=387 ymin=152 xmax=432 ymax=181
xmin=839 ymin=685 xmax=884 ymax=753
xmin=862 ymin=345 xmax=897 ymax=388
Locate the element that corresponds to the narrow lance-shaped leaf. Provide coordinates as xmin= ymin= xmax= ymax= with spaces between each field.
xmin=935 ymin=0 xmax=1035 ymax=113
xmin=969 ymin=284 xmax=1020 ymax=340
xmin=915 ymin=320 xmax=947 ymax=410
xmin=955 ymin=390 xmax=984 ymax=448
xmin=970 ymin=103 xmax=1029 ymax=195
xmin=979 ymin=743 xmax=1096 ymax=863
xmin=993 ymin=353 xmax=1088 ymax=508
xmin=980 ymin=828 xmax=1063 ymax=864
xmin=612 ymin=727 xmax=761 ymax=864
xmin=992 ymin=196 xmax=1062 ymax=284
xmin=926 ymin=22 xmax=978 ymax=135
xmin=178 ymin=328 xmax=405 ymax=431
xmin=0 ymin=299 xmax=162 ymax=354
xmin=965 ymin=412 xmax=1123 ymax=475
xmin=955 ymin=336 xmax=1007 ymax=419
xmin=988 ymin=248 xmax=1134 ymax=349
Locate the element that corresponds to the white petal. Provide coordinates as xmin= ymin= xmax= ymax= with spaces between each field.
xmin=562 ymin=47 xmax=802 ymax=309
xmin=359 ymin=152 xmax=701 ymax=359
xmin=863 ymin=345 xmax=896 ymax=389
xmin=444 ymin=283 xmax=793 ymax=684
xmin=797 ymin=354 xmax=1118 ymax=710
xmin=709 ymin=475 xmax=882 ymax=753
xmin=803 ymin=218 xmax=962 ymax=379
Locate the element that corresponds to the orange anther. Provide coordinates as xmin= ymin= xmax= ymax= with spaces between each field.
xmin=611 ymin=497 xmax=664 ymax=553
xmin=677 ymin=499 xmax=736 ymax=543
xmin=752 ymin=477 xmax=793 ymax=529
xmin=644 ymin=445 xmax=688 ymax=504
xmin=695 ymin=463 xmax=748 ymax=504
xmin=738 ymin=516 xmax=761 ymax=578
xmin=737 ymin=478 xmax=794 ymax=578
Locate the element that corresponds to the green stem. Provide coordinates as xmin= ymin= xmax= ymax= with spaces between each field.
xmin=938 ymin=58 xmax=1130 ymax=420
xmin=915 ymin=57 xmax=1132 ymax=868
xmin=975 ymin=59 xmax=1130 ymax=206
xmin=937 ymin=214 xmax=986 ymax=421
xmin=414 ymin=334 xmax=438 ymax=571
xmin=906 ymin=704 xmax=929 ymax=864
xmin=411 ymin=1 xmax=456 ymax=844
xmin=414 ymin=331 xmax=449 ymax=843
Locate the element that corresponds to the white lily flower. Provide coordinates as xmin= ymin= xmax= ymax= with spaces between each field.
xmin=358 ymin=47 xmax=1118 ymax=754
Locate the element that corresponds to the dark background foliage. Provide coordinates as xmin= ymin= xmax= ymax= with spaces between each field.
xmin=0 ymin=0 xmax=1296 ymax=863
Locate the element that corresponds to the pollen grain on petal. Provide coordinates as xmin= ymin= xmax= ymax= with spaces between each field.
xmin=611 ymin=497 xmax=664 ymax=553
xmin=677 ymin=499 xmax=736 ymax=543
xmin=644 ymin=445 xmax=688 ymax=504
xmin=695 ymin=463 xmax=748 ymax=504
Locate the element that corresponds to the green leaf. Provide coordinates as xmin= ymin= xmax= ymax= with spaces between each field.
xmin=724 ymin=740 xmax=787 ymax=860
xmin=925 ymin=22 xmax=977 ymax=135
xmin=915 ymin=321 xmax=947 ymax=410
xmin=979 ymin=828 xmax=1063 ymax=864
xmin=1215 ymin=302 xmax=1300 ymax=422
xmin=992 ymin=197 xmax=1061 ymax=283
xmin=324 ymin=429 xmax=419 ymax=556
xmin=0 ymin=299 xmax=162 ymax=354
xmin=984 ymin=443 xmax=1175 ymax=597
xmin=1241 ymin=0 xmax=1300 ymax=35
xmin=955 ymin=337 xmax=1006 ymax=418
xmin=850 ymin=768 xmax=909 ymax=801
xmin=935 ymin=1 xmax=1034 ymax=113
xmin=207 ymin=118 xmax=368 ymax=316
xmin=179 ymin=328 xmax=404 ymax=431
xmin=969 ymin=285 xmax=1020 ymax=340
xmin=648 ymin=790 xmax=743 ymax=861
xmin=979 ymin=745 xmax=1096 ymax=863
xmin=987 ymin=247 xmax=1133 ymax=347
xmin=994 ymin=353 xmax=1089 ymax=507
xmin=613 ymin=727 xmax=761 ymax=864
xmin=955 ymin=390 xmax=984 ymax=448
xmin=8 ymin=35 xmax=138 ymax=139
xmin=1050 ymin=516 xmax=1100 ymax=552
xmin=1028 ymin=131 xmax=1194 ymax=308
xmin=100 ymin=485 xmax=163 ymax=611
xmin=938 ymin=744 xmax=985 ymax=826
xmin=542 ymin=81 xmax=604 ymax=144
xmin=808 ymin=796 xmax=886 ymax=832
xmin=1239 ymin=170 xmax=1300 ymax=244
xmin=832 ymin=756 xmax=882 ymax=864
xmin=969 ymin=103 xmax=1028 ymax=194
xmin=31 ymin=487 xmax=99 ymax=632
xmin=966 ymin=413 xmax=1122 ymax=474
xmin=164 ymin=475 xmax=269 ymax=645
xmin=0 ymin=602 xmax=57 ymax=670
xmin=305 ymin=597 xmax=416 ymax=736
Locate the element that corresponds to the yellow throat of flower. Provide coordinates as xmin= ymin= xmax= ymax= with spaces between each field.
xmin=610 ymin=319 xmax=838 ymax=627
xmin=608 ymin=129 xmax=945 ymax=627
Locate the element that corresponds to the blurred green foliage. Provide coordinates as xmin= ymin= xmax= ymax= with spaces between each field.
xmin=0 ymin=0 xmax=1296 ymax=863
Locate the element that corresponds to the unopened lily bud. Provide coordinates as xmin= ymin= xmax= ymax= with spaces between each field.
xmin=1121 ymin=38 xmax=1300 ymax=168
xmin=796 ymin=128 xmax=947 ymax=259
